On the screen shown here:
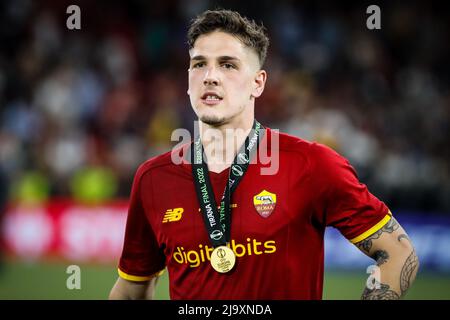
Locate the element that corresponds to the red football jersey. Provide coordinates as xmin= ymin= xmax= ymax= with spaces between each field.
xmin=118 ymin=128 xmax=391 ymax=299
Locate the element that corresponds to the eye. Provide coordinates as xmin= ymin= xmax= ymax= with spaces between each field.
xmin=221 ymin=63 xmax=236 ymax=69
xmin=192 ymin=62 xmax=205 ymax=69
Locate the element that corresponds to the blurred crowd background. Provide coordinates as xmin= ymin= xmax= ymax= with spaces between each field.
xmin=0 ymin=0 xmax=449 ymax=213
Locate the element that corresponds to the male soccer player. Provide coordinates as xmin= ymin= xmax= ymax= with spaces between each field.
xmin=109 ymin=9 xmax=418 ymax=300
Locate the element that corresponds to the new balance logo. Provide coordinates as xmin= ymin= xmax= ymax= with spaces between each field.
xmin=162 ymin=208 xmax=184 ymax=223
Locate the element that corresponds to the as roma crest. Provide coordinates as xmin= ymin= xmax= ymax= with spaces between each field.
xmin=253 ymin=190 xmax=277 ymax=218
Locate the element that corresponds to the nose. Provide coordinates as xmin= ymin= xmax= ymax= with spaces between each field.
xmin=203 ymin=67 xmax=219 ymax=86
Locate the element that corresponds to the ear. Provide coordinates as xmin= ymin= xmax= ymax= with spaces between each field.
xmin=251 ymin=70 xmax=267 ymax=99
xmin=187 ymin=68 xmax=191 ymax=96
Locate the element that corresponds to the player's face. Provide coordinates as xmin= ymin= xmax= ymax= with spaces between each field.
xmin=188 ymin=31 xmax=266 ymax=127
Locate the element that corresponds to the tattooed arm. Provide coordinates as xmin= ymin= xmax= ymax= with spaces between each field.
xmin=354 ymin=217 xmax=419 ymax=300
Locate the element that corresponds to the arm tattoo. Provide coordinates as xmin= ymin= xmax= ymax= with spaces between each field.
xmin=357 ymin=219 xmax=418 ymax=299
xmin=373 ymin=250 xmax=389 ymax=266
xmin=400 ymin=250 xmax=419 ymax=296
xmin=355 ymin=217 xmax=399 ymax=254
xmin=398 ymin=234 xmax=410 ymax=243
xmin=361 ymin=283 xmax=400 ymax=300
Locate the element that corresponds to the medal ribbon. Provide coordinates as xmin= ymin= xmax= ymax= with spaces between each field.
xmin=192 ymin=120 xmax=264 ymax=247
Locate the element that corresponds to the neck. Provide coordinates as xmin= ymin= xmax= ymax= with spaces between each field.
xmin=199 ymin=117 xmax=254 ymax=173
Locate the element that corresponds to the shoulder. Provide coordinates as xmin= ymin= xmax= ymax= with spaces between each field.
xmin=268 ymin=128 xmax=341 ymax=160
xmin=267 ymin=128 xmax=348 ymax=171
xmin=307 ymin=141 xmax=347 ymax=165
xmin=134 ymin=144 xmax=188 ymax=182
xmin=267 ymin=128 xmax=312 ymax=154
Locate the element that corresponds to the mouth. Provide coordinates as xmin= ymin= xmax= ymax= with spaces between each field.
xmin=201 ymin=92 xmax=223 ymax=106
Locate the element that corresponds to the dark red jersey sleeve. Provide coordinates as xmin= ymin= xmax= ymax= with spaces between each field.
xmin=309 ymin=143 xmax=391 ymax=243
xmin=118 ymin=163 xmax=166 ymax=281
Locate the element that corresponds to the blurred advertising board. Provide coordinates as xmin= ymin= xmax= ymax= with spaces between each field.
xmin=2 ymin=201 xmax=450 ymax=271
xmin=325 ymin=213 xmax=450 ymax=272
xmin=1 ymin=200 xmax=127 ymax=263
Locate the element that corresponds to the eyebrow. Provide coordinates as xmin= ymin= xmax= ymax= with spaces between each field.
xmin=190 ymin=55 xmax=241 ymax=62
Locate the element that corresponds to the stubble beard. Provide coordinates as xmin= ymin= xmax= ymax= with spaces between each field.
xmin=197 ymin=104 xmax=247 ymax=127
xmin=199 ymin=114 xmax=228 ymax=126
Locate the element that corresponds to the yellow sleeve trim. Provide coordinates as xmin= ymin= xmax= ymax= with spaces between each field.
xmin=118 ymin=268 xmax=164 ymax=282
xmin=349 ymin=211 xmax=393 ymax=244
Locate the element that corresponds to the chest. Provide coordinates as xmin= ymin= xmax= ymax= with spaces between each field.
xmin=146 ymin=163 xmax=313 ymax=250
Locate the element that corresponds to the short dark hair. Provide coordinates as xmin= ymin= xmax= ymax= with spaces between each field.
xmin=187 ymin=9 xmax=270 ymax=68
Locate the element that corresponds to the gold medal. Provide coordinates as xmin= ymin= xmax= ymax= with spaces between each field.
xmin=210 ymin=245 xmax=236 ymax=273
